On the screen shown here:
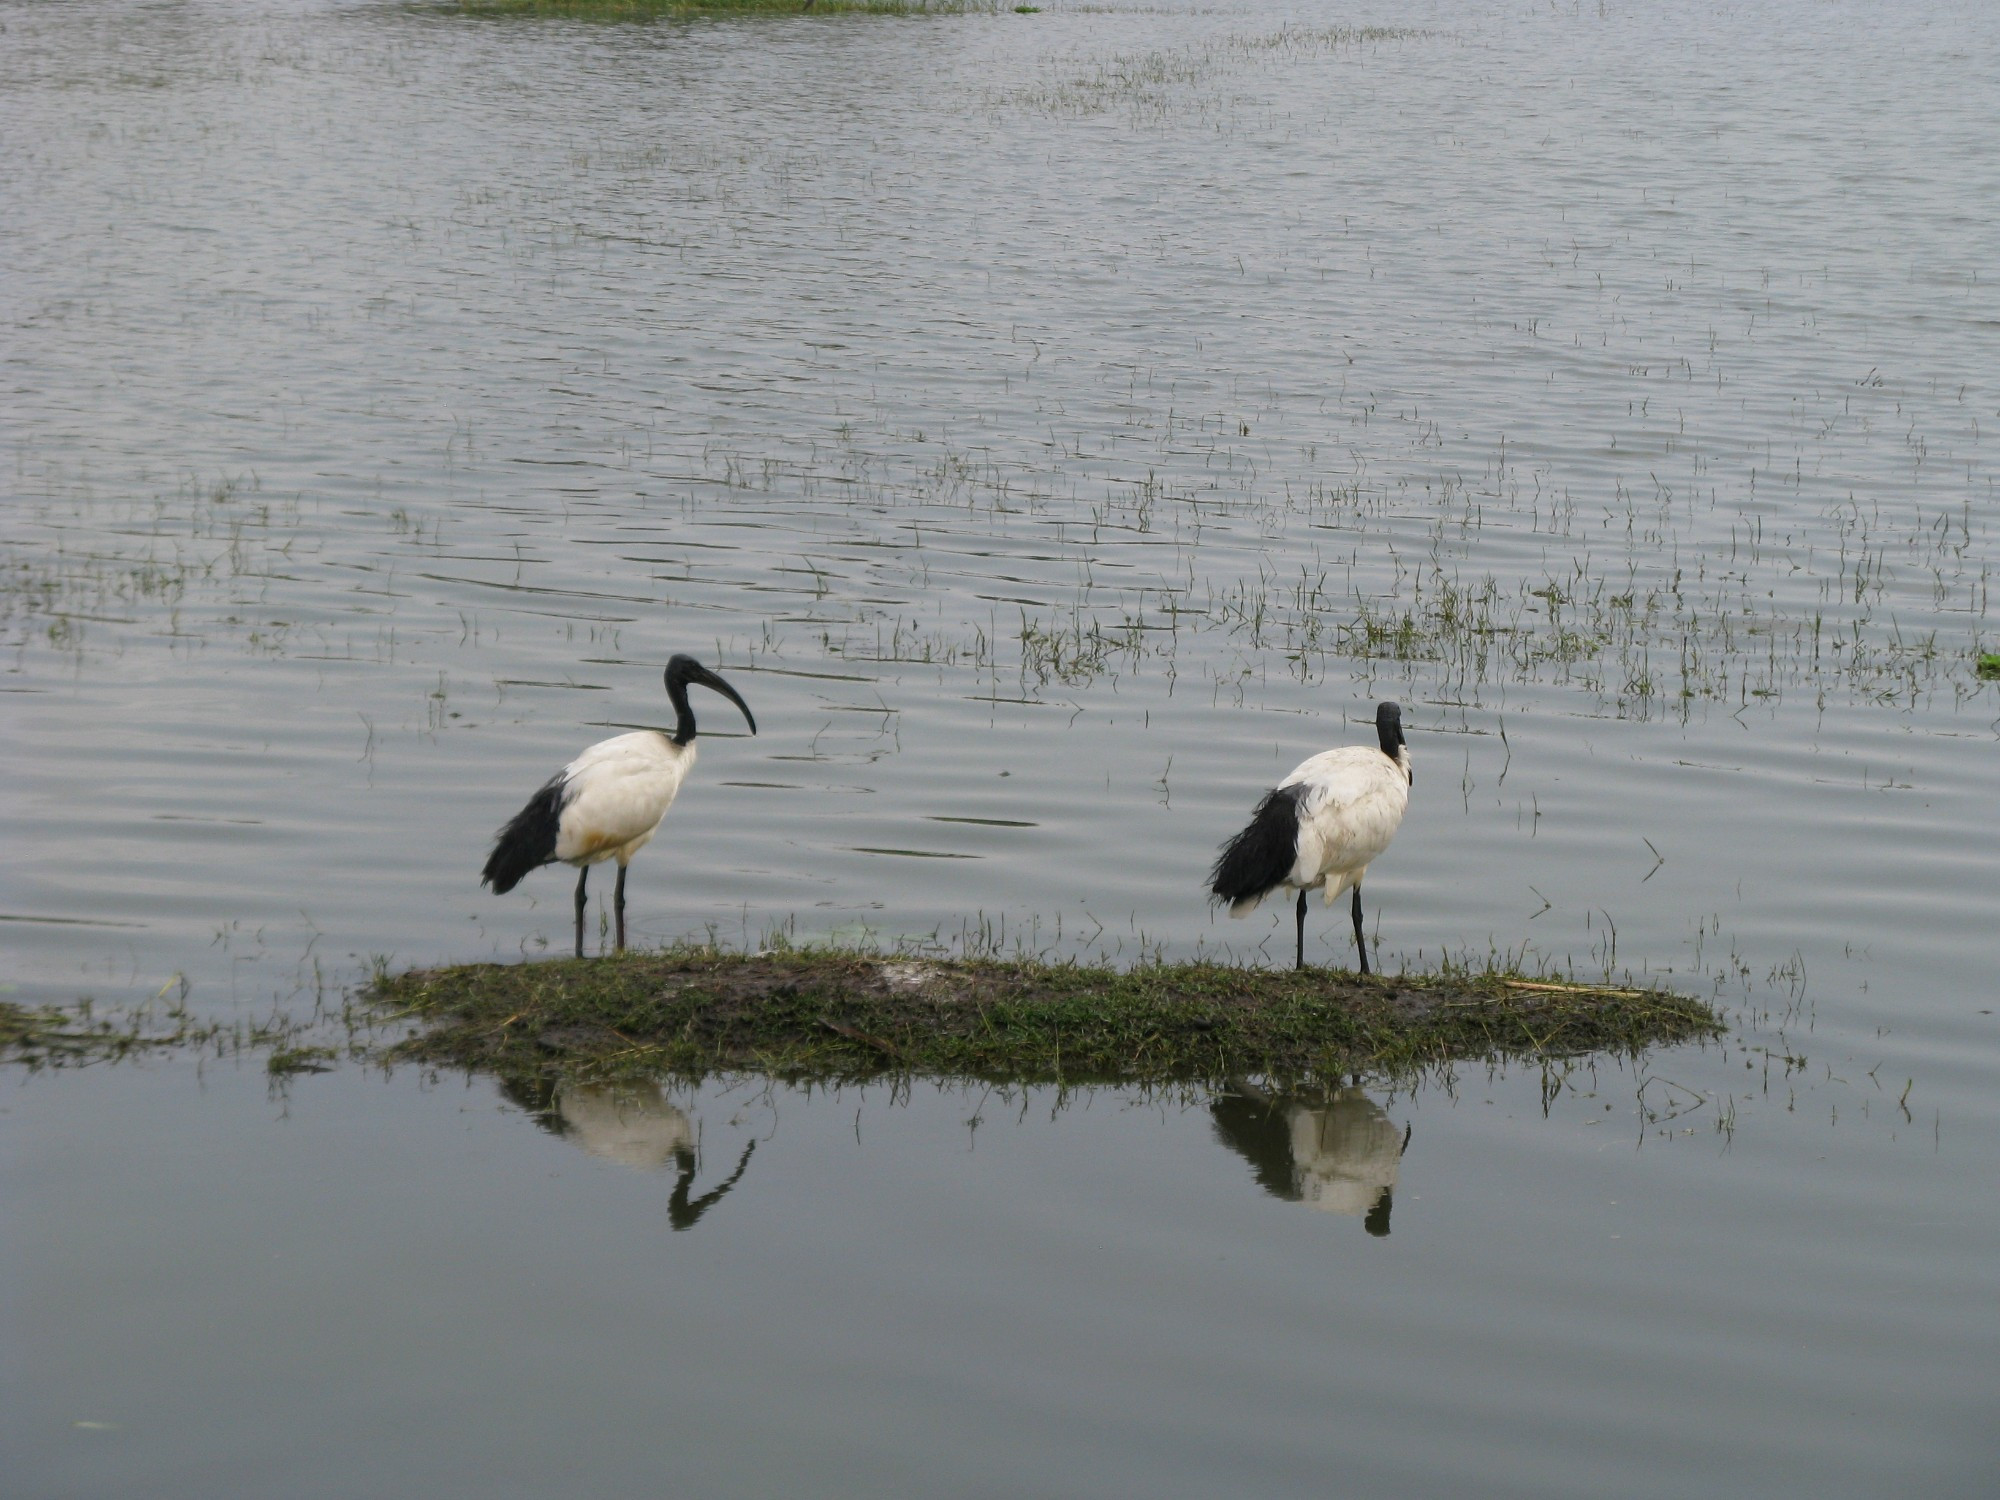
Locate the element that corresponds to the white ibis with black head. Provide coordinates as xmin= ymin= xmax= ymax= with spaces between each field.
xmin=480 ymin=655 xmax=756 ymax=958
xmin=1208 ymin=701 xmax=1412 ymax=972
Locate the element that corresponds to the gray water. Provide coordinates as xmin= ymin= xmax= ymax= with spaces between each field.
xmin=3 ymin=0 xmax=1997 ymax=1493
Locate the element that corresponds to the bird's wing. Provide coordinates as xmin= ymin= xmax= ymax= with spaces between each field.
xmin=562 ymin=731 xmax=673 ymax=782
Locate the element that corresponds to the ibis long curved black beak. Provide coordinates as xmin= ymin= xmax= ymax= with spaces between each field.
xmin=684 ymin=668 xmax=752 ymax=740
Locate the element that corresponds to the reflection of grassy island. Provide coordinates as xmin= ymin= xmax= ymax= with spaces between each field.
xmin=449 ymin=0 xmax=1001 ymax=19
xmin=373 ymin=948 xmax=1723 ymax=1087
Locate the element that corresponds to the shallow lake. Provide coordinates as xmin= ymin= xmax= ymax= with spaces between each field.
xmin=3 ymin=0 xmax=1996 ymax=1494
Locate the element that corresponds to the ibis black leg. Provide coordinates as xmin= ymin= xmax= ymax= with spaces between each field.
xmin=613 ymin=864 xmax=627 ymax=954
xmin=573 ymin=865 xmax=590 ymax=959
xmin=1351 ymin=885 xmax=1369 ymax=975
xmin=1295 ymin=889 xmax=1308 ymax=971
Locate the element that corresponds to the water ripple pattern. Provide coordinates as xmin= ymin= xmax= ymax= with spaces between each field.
xmin=2 ymin=2 xmax=1997 ymax=1495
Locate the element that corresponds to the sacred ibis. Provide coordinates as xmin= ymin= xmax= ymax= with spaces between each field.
xmin=1208 ymin=701 xmax=1411 ymax=973
xmin=480 ymin=654 xmax=756 ymax=958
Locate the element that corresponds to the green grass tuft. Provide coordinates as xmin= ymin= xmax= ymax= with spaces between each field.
xmin=1977 ymin=652 xmax=2000 ymax=680
xmin=0 ymin=1002 xmax=41 ymax=1053
xmin=266 ymin=1044 xmax=339 ymax=1078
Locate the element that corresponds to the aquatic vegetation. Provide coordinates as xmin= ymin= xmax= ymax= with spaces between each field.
xmin=0 ymin=992 xmax=318 ymax=1072
xmin=1000 ymin=24 xmax=1434 ymax=120
xmin=0 ymin=474 xmax=327 ymax=663
xmin=448 ymin=0 xmax=1000 ymax=18
xmin=265 ymin=1043 xmax=339 ymax=1077
xmin=8 ymin=433 xmax=1986 ymax=726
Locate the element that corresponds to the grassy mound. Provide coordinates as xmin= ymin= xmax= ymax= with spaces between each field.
xmin=372 ymin=949 xmax=1723 ymax=1088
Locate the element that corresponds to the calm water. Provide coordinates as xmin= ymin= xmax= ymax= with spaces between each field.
xmin=4 ymin=0 xmax=1997 ymax=1493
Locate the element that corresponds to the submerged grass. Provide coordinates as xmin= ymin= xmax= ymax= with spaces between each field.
xmin=449 ymin=0 xmax=999 ymax=18
xmin=0 ymin=999 xmax=170 ymax=1067
xmin=0 ymin=994 xmax=322 ymax=1073
xmin=371 ymin=947 xmax=1723 ymax=1089
xmin=1002 ymin=24 xmax=1429 ymax=119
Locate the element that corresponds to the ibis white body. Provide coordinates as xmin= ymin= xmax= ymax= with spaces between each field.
xmin=1228 ymin=743 xmax=1411 ymax=916
xmin=549 ymin=732 xmax=695 ymax=869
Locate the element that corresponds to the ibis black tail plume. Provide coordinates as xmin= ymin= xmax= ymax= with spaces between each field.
xmin=482 ymin=775 xmax=565 ymax=894
xmin=1208 ymin=783 xmax=1305 ymax=911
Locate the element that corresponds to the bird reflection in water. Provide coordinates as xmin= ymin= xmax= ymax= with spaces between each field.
xmin=502 ymin=1077 xmax=756 ymax=1231
xmin=1210 ymin=1083 xmax=1409 ymax=1235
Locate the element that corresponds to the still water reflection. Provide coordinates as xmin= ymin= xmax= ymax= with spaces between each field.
xmin=1211 ymin=1084 xmax=1407 ymax=1235
xmin=507 ymin=1074 xmax=1412 ymax=1233
xmin=525 ymin=1077 xmax=760 ymax=1229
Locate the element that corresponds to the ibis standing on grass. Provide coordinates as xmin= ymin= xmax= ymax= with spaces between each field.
xmin=481 ymin=655 xmax=757 ymax=958
xmin=1208 ymin=701 xmax=1412 ymax=973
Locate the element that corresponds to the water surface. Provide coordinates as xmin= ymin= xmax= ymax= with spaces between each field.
xmin=3 ymin=0 xmax=1997 ymax=1494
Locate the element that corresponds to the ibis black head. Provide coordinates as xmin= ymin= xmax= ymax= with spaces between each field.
xmin=664 ymin=654 xmax=757 ymax=745
xmin=1374 ymin=701 xmax=1408 ymax=778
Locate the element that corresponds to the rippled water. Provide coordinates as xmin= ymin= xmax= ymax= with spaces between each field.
xmin=4 ymin=0 xmax=1997 ymax=1494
